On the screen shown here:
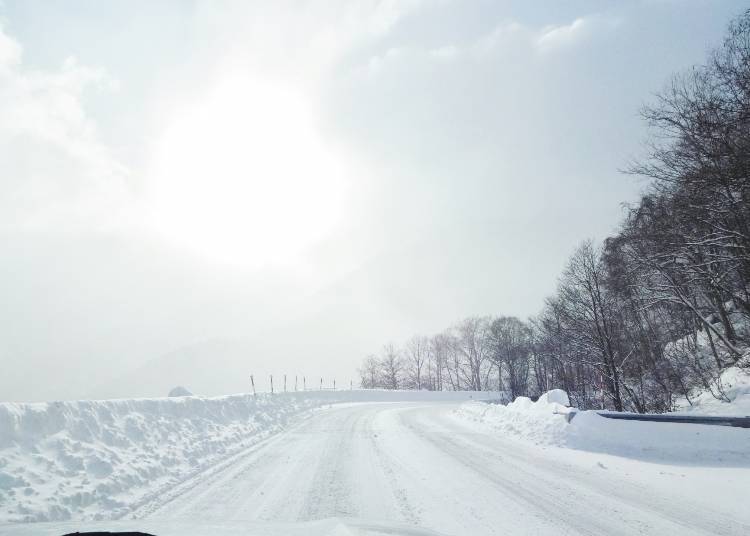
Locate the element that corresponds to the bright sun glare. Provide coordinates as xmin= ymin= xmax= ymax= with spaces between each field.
xmin=149 ymin=76 xmax=346 ymax=267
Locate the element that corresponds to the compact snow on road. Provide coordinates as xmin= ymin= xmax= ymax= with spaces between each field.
xmin=118 ymin=402 xmax=747 ymax=536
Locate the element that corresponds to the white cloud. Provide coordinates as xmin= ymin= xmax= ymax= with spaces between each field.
xmin=361 ymin=14 xmax=612 ymax=75
xmin=429 ymin=44 xmax=459 ymax=61
xmin=0 ymin=23 xmax=21 ymax=69
xmin=0 ymin=24 xmax=132 ymax=231
xmin=471 ymin=21 xmax=527 ymax=57
xmin=190 ymin=0 xmax=425 ymax=84
xmin=365 ymin=46 xmax=405 ymax=77
xmin=537 ymin=18 xmax=589 ymax=51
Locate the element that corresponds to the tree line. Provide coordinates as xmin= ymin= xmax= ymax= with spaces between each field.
xmin=358 ymin=11 xmax=750 ymax=412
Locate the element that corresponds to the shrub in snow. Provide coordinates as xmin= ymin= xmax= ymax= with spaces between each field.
xmin=167 ymin=386 xmax=193 ymax=397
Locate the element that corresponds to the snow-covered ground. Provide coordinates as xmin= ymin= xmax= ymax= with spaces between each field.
xmin=675 ymin=366 xmax=750 ymax=416
xmin=0 ymin=386 xmax=748 ymax=535
xmin=0 ymin=389 xmax=498 ymax=524
xmin=454 ymin=374 xmax=750 ymax=464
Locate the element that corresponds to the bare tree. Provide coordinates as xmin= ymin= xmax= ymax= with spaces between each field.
xmin=356 ymin=12 xmax=750 ymax=409
xmin=405 ymin=335 xmax=429 ymax=390
xmin=358 ymin=354 xmax=381 ymax=389
xmin=455 ymin=317 xmax=492 ymax=391
xmin=488 ymin=316 xmax=532 ymax=399
xmin=381 ymin=343 xmax=403 ymax=390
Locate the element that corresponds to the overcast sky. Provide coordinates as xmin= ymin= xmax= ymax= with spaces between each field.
xmin=1 ymin=0 xmax=746 ymax=401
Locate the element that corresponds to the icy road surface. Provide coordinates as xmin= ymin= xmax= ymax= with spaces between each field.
xmin=122 ymin=402 xmax=748 ymax=536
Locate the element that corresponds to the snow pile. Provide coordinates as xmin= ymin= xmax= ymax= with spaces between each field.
xmin=0 ymin=393 xmax=325 ymax=523
xmin=455 ymin=390 xmax=573 ymax=445
xmin=455 ymin=389 xmax=750 ymax=465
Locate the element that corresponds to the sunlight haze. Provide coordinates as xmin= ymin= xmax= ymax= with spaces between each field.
xmin=0 ymin=0 xmax=746 ymax=401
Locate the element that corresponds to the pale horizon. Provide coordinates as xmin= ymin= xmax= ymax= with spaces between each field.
xmin=1 ymin=0 xmax=746 ymax=401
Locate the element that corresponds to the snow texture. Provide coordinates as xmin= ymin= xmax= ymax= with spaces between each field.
xmin=0 ymin=395 xmax=748 ymax=535
xmin=0 ymin=518 xmax=446 ymax=536
xmin=455 ymin=380 xmax=750 ymax=465
xmin=0 ymin=390 xmax=497 ymax=523
xmin=674 ymin=366 xmax=750 ymax=416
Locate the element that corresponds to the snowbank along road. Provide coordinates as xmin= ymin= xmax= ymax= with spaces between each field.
xmin=1 ymin=394 xmax=749 ymax=536
xmin=129 ymin=401 xmax=747 ymax=536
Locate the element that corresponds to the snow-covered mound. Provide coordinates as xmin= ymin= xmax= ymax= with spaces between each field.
xmin=167 ymin=386 xmax=192 ymax=397
xmin=507 ymin=388 xmax=570 ymax=411
xmin=674 ymin=366 xmax=750 ymax=416
xmin=456 ymin=391 xmax=573 ymax=445
xmin=0 ymin=389 xmax=497 ymax=523
xmin=455 ymin=389 xmax=750 ymax=465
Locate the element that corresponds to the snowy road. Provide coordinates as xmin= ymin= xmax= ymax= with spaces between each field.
xmin=134 ymin=402 xmax=749 ymax=536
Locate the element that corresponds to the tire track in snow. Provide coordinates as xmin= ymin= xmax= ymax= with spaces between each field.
xmin=367 ymin=418 xmax=421 ymax=526
xmin=297 ymin=406 xmax=361 ymax=520
xmin=372 ymin=405 xmax=610 ymax=536
xmin=404 ymin=406 xmax=749 ymax=536
xmin=131 ymin=402 xmax=748 ymax=536
xmin=363 ymin=404 xmax=557 ymax=536
xmin=129 ymin=420 xmax=297 ymax=519
xmin=437 ymin=408 xmax=750 ymax=536
xmin=397 ymin=409 xmax=632 ymax=536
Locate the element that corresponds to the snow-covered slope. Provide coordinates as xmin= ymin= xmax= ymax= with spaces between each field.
xmin=0 ymin=390 xmax=497 ymax=523
xmin=674 ymin=366 xmax=750 ymax=416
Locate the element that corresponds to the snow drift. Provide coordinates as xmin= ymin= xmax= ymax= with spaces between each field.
xmin=0 ymin=390 xmax=497 ymax=523
xmin=455 ymin=390 xmax=573 ymax=446
xmin=0 ymin=393 xmax=320 ymax=523
xmin=456 ymin=379 xmax=750 ymax=465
